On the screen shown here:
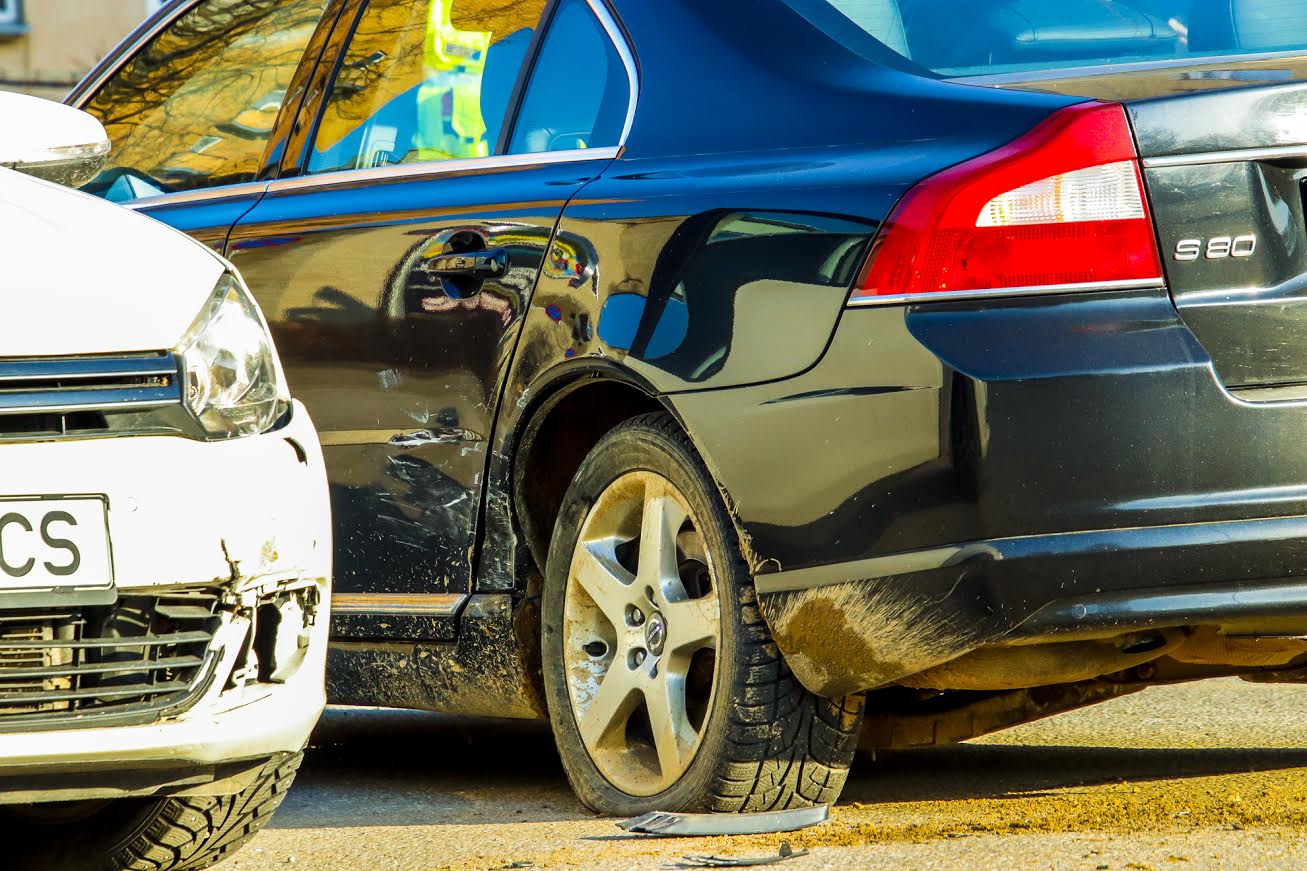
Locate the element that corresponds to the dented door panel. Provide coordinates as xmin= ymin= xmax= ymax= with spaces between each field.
xmin=227 ymin=161 xmax=606 ymax=603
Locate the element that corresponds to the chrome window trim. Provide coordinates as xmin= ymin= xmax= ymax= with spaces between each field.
xmin=1143 ymin=144 xmax=1307 ymax=169
xmin=73 ymin=0 xmax=639 ymax=203
xmin=847 ymin=277 xmax=1166 ymax=307
xmin=267 ymin=146 xmax=620 ymax=194
xmin=122 ymin=181 xmax=271 ymax=210
xmin=947 ymin=47 xmax=1307 ymax=88
xmin=585 ymin=0 xmax=639 ymax=147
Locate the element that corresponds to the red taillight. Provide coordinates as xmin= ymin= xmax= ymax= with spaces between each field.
xmin=853 ymin=102 xmax=1163 ymax=302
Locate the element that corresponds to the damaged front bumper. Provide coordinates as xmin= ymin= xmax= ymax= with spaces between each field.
xmin=0 ymin=401 xmax=331 ymax=803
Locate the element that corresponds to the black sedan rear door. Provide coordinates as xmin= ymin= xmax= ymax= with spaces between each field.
xmin=224 ymin=0 xmax=634 ymax=638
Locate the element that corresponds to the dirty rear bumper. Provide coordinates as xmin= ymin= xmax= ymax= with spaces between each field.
xmin=667 ymin=289 xmax=1307 ymax=697
xmin=755 ymin=515 xmax=1307 ymax=696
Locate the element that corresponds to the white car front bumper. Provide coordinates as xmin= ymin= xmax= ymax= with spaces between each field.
xmin=0 ymin=401 xmax=331 ymax=802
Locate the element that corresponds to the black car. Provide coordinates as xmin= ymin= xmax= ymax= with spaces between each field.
xmin=70 ymin=0 xmax=1307 ymax=815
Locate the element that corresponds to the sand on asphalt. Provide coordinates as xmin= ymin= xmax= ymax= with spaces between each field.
xmin=227 ymin=678 xmax=1307 ymax=870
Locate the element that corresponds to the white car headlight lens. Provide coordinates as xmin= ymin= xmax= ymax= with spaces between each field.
xmin=176 ymin=273 xmax=286 ymax=439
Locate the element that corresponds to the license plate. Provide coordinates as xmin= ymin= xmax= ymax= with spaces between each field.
xmin=0 ymin=496 xmax=113 ymax=592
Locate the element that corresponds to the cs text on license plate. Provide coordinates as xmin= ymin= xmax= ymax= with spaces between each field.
xmin=0 ymin=496 xmax=113 ymax=592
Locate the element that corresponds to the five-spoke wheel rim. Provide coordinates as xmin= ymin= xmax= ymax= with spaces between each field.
xmin=562 ymin=471 xmax=721 ymax=797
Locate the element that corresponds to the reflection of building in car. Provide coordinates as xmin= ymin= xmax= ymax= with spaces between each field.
xmin=308 ymin=0 xmax=544 ymax=172
xmin=416 ymin=0 xmax=491 ymax=161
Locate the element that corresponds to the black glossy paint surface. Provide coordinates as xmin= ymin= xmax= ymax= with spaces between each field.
xmin=1129 ymin=84 xmax=1307 ymax=389
xmin=226 ymin=160 xmax=606 ymax=601
xmin=674 ymin=291 xmax=1307 ymax=574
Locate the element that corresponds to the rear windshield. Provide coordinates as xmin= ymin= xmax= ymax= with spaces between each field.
xmin=792 ymin=0 xmax=1307 ymax=77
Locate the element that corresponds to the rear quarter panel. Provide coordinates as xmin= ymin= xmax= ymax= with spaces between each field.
xmin=481 ymin=0 xmax=1080 ymax=594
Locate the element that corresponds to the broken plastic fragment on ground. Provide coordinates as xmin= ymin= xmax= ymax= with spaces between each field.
xmin=617 ymin=805 xmax=829 ymax=837
xmin=680 ymin=841 xmax=809 ymax=867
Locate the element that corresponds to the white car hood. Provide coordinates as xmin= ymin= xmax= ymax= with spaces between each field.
xmin=0 ymin=169 xmax=224 ymax=357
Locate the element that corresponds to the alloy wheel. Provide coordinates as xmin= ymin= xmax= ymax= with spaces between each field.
xmin=562 ymin=470 xmax=722 ymax=797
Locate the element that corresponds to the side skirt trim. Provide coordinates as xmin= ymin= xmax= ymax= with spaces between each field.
xmin=331 ymin=593 xmax=468 ymax=617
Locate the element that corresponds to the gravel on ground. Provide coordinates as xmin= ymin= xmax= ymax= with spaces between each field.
xmin=226 ymin=678 xmax=1307 ymax=870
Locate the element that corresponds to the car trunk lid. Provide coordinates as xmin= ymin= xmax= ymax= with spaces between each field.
xmin=1128 ymin=80 xmax=1307 ymax=392
xmin=979 ymin=64 xmax=1307 ymax=392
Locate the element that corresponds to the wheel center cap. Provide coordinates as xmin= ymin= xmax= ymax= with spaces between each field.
xmin=645 ymin=611 xmax=667 ymax=656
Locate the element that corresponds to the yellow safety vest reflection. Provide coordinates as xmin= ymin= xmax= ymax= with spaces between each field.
xmin=416 ymin=0 xmax=491 ymax=161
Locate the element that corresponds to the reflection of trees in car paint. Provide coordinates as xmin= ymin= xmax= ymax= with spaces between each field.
xmin=83 ymin=0 xmax=330 ymax=197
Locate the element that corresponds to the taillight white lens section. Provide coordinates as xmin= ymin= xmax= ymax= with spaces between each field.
xmin=854 ymin=102 xmax=1164 ymax=301
xmin=977 ymin=161 xmax=1146 ymax=227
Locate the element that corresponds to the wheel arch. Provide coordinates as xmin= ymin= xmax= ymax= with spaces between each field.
xmin=510 ymin=362 xmax=673 ymax=579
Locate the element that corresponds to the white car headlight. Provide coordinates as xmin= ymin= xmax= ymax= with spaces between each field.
xmin=176 ymin=273 xmax=287 ymax=439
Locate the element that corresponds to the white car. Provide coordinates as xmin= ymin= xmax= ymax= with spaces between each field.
xmin=0 ymin=93 xmax=330 ymax=870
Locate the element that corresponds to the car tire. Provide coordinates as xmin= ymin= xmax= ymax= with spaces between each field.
xmin=0 ymin=752 xmax=302 ymax=871
xmin=541 ymin=412 xmax=864 ymax=816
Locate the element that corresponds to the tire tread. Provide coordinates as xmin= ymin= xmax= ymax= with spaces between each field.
xmin=113 ymin=752 xmax=302 ymax=871
xmin=549 ymin=412 xmax=863 ymax=814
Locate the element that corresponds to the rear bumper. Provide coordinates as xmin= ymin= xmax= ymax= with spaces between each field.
xmin=668 ymin=288 xmax=1307 ymax=696
xmin=756 ymin=514 xmax=1307 ymax=695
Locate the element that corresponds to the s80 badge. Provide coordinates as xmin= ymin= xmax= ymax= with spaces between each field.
xmin=1175 ymin=235 xmax=1257 ymax=261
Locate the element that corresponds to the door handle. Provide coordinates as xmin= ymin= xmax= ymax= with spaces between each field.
xmin=427 ymin=249 xmax=509 ymax=281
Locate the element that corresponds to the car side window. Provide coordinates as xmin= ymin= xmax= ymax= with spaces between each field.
xmin=507 ymin=0 xmax=629 ymax=155
xmin=82 ymin=0 xmax=331 ymax=202
xmin=306 ymin=0 xmax=548 ymax=174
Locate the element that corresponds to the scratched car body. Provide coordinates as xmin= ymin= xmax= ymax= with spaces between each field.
xmin=70 ymin=0 xmax=1307 ymax=814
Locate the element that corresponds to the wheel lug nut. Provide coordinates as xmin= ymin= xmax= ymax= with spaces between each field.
xmin=626 ymin=604 xmax=645 ymax=626
xmin=628 ymin=648 xmax=647 ymax=669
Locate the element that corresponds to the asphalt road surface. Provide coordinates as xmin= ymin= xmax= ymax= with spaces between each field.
xmin=227 ymin=678 xmax=1307 ymax=870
